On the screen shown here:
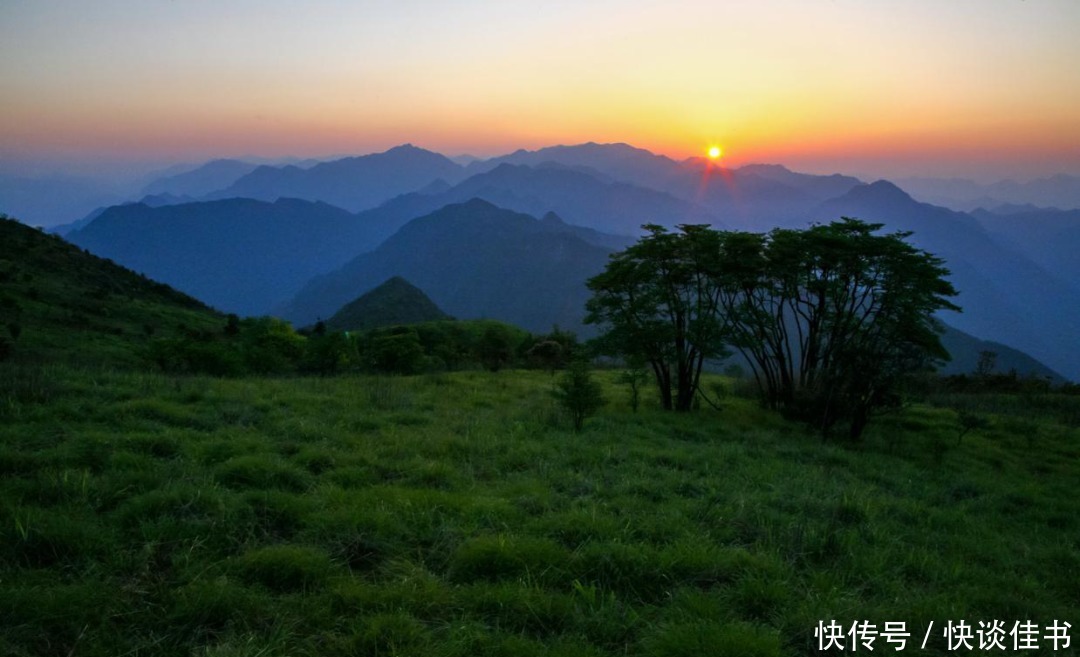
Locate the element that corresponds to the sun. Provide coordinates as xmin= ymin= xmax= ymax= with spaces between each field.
xmin=707 ymin=145 xmax=722 ymax=160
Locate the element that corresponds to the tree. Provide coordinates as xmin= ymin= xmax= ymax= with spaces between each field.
xmin=585 ymin=218 xmax=958 ymax=439
xmin=714 ymin=219 xmax=958 ymax=439
xmin=527 ymin=340 xmax=565 ymax=374
xmin=618 ymin=359 xmax=651 ymax=413
xmin=553 ymin=359 xmax=605 ymax=431
xmin=976 ymin=350 xmax=997 ymax=378
xmin=477 ymin=324 xmax=516 ymax=372
xmin=585 ymin=225 xmax=729 ymax=411
xmin=367 ymin=327 xmax=425 ymax=374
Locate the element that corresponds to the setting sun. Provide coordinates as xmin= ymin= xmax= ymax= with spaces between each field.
xmin=707 ymin=145 xmax=722 ymax=160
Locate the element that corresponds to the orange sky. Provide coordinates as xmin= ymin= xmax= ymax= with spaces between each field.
xmin=2 ymin=0 xmax=1078 ymax=181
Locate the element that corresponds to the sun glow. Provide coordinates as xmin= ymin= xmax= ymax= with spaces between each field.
xmin=707 ymin=145 xmax=722 ymax=160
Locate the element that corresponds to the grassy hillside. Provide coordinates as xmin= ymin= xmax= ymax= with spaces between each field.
xmin=0 ymin=215 xmax=222 ymax=367
xmin=1 ymin=366 xmax=1076 ymax=656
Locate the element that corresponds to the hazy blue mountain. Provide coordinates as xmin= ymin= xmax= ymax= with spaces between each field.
xmin=979 ymin=202 xmax=1060 ymax=215
xmin=819 ymin=181 xmax=1080 ymax=380
xmin=469 ymin=142 xmax=685 ymax=190
xmin=139 ymin=192 xmax=198 ymax=207
xmin=939 ymin=325 xmax=1064 ymax=382
xmin=0 ymin=174 xmax=122 ymax=228
xmin=469 ymin=142 xmax=859 ymax=228
xmin=987 ymin=174 xmax=1080 ymax=210
xmin=434 ymin=162 xmax=716 ymax=235
xmin=278 ymin=199 xmax=613 ymax=332
xmin=321 ymin=164 xmax=654 ymax=253
xmin=140 ymin=159 xmax=258 ymax=198
xmin=61 ymin=168 xmax=637 ymax=318
xmin=324 ymin=276 xmax=451 ymax=332
xmin=48 ymin=193 xmax=197 ymax=236
xmin=971 ymin=207 xmax=1080 ymax=297
xmin=208 ymin=144 xmax=466 ymax=212
xmin=66 ymin=198 xmax=376 ymax=316
xmin=897 ymin=174 xmax=1080 ymax=212
xmin=735 ymin=164 xmax=861 ymax=201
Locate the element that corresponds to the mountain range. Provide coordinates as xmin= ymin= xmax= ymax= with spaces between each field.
xmin=11 ymin=141 xmax=1080 ymax=380
xmin=818 ymin=180 xmax=1080 ymax=379
xmin=206 ymin=144 xmax=465 ymax=212
xmin=67 ymin=198 xmax=368 ymax=316
xmin=278 ymin=199 xmax=614 ymax=333
xmin=895 ymin=174 xmax=1080 ymax=212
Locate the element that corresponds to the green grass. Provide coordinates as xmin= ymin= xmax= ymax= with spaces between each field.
xmin=0 ymin=363 xmax=1077 ymax=656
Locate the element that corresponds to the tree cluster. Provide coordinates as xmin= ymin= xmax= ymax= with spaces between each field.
xmin=586 ymin=218 xmax=959 ymax=440
xmin=149 ymin=316 xmax=579 ymax=377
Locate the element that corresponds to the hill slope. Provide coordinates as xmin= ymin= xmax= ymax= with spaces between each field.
xmin=324 ymin=276 xmax=451 ymax=331
xmin=938 ymin=325 xmax=1064 ymax=381
xmin=0 ymin=215 xmax=220 ymax=367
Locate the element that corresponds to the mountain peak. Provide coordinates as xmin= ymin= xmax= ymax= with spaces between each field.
xmin=540 ymin=211 xmax=566 ymax=225
xmin=324 ymin=275 xmax=450 ymax=332
xmin=841 ymin=180 xmax=915 ymax=205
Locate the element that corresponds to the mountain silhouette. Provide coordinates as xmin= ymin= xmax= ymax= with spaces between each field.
xmin=66 ymin=198 xmax=373 ymax=316
xmin=466 ymin=142 xmax=860 ymax=227
xmin=207 ymin=144 xmax=466 ymax=212
xmin=972 ymin=207 xmax=1080 ymax=297
xmin=819 ymin=181 xmax=1080 ymax=380
xmin=141 ymin=159 xmax=259 ymax=198
xmin=278 ymin=199 xmax=613 ymax=332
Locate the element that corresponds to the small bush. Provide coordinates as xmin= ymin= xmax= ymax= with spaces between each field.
xmin=553 ymin=360 xmax=605 ymax=431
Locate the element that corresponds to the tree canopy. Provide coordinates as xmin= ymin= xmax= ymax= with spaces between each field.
xmin=586 ymin=218 xmax=960 ymax=438
xmin=585 ymin=224 xmax=729 ymax=411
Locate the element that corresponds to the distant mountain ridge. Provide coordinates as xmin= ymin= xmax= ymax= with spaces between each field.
xmin=48 ymin=140 xmax=1080 ymax=379
xmin=141 ymin=159 xmax=259 ymax=198
xmin=896 ymin=174 xmax=1080 ymax=212
xmin=819 ymin=180 xmax=1080 ymax=380
xmin=278 ymin=199 xmax=614 ymax=333
xmin=970 ymin=207 xmax=1080 ymax=298
xmin=67 ymin=198 xmax=372 ymax=316
xmin=208 ymin=144 xmax=466 ymax=212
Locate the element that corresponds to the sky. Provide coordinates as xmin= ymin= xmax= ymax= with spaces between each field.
xmin=2 ymin=0 xmax=1079 ymax=182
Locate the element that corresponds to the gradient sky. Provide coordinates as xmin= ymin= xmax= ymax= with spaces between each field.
xmin=2 ymin=0 xmax=1078 ymax=181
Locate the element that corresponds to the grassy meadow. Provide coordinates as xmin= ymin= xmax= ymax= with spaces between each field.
xmin=1 ymin=364 xmax=1077 ymax=656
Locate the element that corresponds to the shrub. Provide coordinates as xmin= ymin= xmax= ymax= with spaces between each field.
xmin=553 ymin=360 xmax=605 ymax=431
